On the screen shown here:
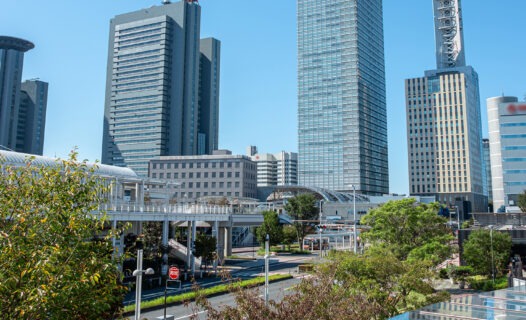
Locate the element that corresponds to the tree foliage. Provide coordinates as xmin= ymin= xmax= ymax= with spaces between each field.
xmin=194 ymin=233 xmax=217 ymax=269
xmin=142 ymin=221 xmax=163 ymax=259
xmin=283 ymin=194 xmax=319 ymax=246
xmin=518 ymin=190 xmax=526 ymax=212
xmin=195 ymin=250 xmax=448 ymax=319
xmin=361 ymin=198 xmax=453 ymax=262
xmin=256 ymin=210 xmax=283 ymax=246
xmin=0 ymin=151 xmax=127 ymax=319
xmin=462 ymin=229 xmax=512 ymax=277
xmin=281 ymin=225 xmax=297 ymax=250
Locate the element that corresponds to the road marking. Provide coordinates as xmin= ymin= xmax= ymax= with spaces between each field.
xmin=174 ymin=310 xmax=207 ymax=320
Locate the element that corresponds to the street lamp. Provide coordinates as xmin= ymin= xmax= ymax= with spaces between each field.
xmin=352 ymin=185 xmax=357 ymax=254
xmin=489 ymin=226 xmax=496 ymax=285
xmin=319 ymin=200 xmax=324 ymax=259
xmin=133 ymin=249 xmax=155 ymax=320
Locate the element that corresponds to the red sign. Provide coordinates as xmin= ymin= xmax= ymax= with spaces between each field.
xmin=507 ymin=104 xmax=526 ymax=115
xmin=168 ymin=266 xmax=179 ymax=280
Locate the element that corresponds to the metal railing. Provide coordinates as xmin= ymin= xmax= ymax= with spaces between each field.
xmin=98 ymin=203 xmax=233 ymax=215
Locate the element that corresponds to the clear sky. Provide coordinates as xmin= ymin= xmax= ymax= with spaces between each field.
xmin=1 ymin=1 xmax=524 ymax=194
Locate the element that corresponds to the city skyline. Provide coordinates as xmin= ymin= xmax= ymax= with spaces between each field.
xmin=1 ymin=0 xmax=524 ymax=194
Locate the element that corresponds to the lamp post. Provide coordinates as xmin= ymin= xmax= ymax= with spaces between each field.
xmin=264 ymin=234 xmax=269 ymax=306
xmin=319 ymin=200 xmax=324 ymax=259
xmin=133 ymin=249 xmax=155 ymax=320
xmin=352 ymin=185 xmax=357 ymax=254
xmin=489 ymin=226 xmax=496 ymax=285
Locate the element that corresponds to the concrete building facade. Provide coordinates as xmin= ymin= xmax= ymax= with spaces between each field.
xmin=149 ymin=150 xmax=258 ymax=203
xmin=405 ymin=0 xmax=486 ymax=214
xmin=101 ymin=1 xmax=220 ymax=176
xmin=487 ymin=96 xmax=526 ymax=212
xmin=250 ymin=150 xmax=298 ymax=187
xmin=297 ymin=0 xmax=388 ymax=195
xmin=482 ymin=138 xmax=492 ymax=203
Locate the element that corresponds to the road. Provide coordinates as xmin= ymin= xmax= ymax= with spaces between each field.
xmin=140 ymin=276 xmax=302 ymax=320
xmin=124 ymin=253 xmax=316 ymax=305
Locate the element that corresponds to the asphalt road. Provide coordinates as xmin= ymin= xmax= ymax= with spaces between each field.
xmin=124 ymin=253 xmax=315 ymax=305
xmin=140 ymin=276 xmax=302 ymax=320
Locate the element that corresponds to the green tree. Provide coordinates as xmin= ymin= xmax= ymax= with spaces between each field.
xmin=283 ymin=194 xmax=319 ymax=247
xmin=462 ymin=229 xmax=512 ymax=277
xmin=518 ymin=190 xmax=526 ymax=212
xmin=256 ymin=210 xmax=283 ymax=246
xmin=196 ymin=249 xmax=448 ymax=320
xmin=142 ymin=221 xmax=163 ymax=259
xmin=195 ymin=233 xmax=217 ymax=270
xmin=361 ymin=198 xmax=453 ymax=262
xmin=282 ymin=225 xmax=297 ymax=250
xmin=0 ymin=151 xmax=127 ymax=319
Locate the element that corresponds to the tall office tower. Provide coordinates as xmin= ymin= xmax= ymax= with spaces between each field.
xmin=197 ymin=38 xmax=221 ymax=155
xmin=482 ymin=138 xmax=492 ymax=204
xmin=101 ymin=0 xmax=220 ymax=177
xmin=487 ymin=96 xmax=526 ymax=212
xmin=297 ymin=0 xmax=388 ymax=194
xmin=17 ymin=80 xmax=48 ymax=155
xmin=0 ymin=36 xmax=34 ymax=151
xmin=406 ymin=0 xmax=486 ymax=213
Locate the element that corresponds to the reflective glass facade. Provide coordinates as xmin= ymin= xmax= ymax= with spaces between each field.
xmin=102 ymin=1 xmax=220 ymax=177
xmin=297 ymin=0 xmax=388 ymax=194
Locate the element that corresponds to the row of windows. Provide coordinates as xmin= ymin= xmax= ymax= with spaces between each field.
xmin=152 ymin=171 xmax=241 ymax=179
xmin=152 ymin=161 xmax=250 ymax=170
xmin=117 ymin=22 xmax=163 ymax=36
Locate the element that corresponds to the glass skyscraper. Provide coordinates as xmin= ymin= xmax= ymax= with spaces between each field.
xmin=102 ymin=1 xmax=220 ymax=177
xmin=297 ymin=0 xmax=389 ymax=194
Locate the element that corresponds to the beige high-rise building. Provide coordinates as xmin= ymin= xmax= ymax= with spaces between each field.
xmin=405 ymin=0 xmax=486 ymax=215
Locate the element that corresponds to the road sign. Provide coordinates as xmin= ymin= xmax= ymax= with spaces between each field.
xmin=168 ymin=266 xmax=179 ymax=280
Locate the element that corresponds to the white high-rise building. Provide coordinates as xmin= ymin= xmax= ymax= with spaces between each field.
xmin=249 ymin=149 xmax=297 ymax=187
xmin=487 ymin=96 xmax=526 ymax=212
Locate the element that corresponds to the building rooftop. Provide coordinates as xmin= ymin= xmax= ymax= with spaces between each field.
xmin=0 ymin=150 xmax=138 ymax=180
xmin=0 ymin=36 xmax=34 ymax=52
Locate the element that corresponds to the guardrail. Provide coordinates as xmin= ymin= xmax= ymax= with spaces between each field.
xmin=98 ymin=203 xmax=233 ymax=215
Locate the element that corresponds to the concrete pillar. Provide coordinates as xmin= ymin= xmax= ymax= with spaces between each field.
xmin=224 ymin=226 xmax=232 ymax=257
xmin=191 ymin=220 xmax=197 ymax=275
xmin=162 ymin=219 xmax=169 ymax=276
xmin=212 ymin=221 xmax=219 ymax=271
xmin=135 ymin=182 xmax=139 ymax=205
xmin=217 ymin=226 xmax=225 ymax=261
xmin=186 ymin=222 xmax=192 ymax=271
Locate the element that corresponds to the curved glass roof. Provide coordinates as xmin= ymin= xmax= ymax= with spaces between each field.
xmin=0 ymin=150 xmax=138 ymax=180
xmin=268 ymin=185 xmax=370 ymax=203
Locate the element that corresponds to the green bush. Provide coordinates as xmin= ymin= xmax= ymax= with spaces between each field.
xmin=448 ymin=265 xmax=473 ymax=280
xmin=438 ymin=268 xmax=449 ymax=279
xmin=467 ymin=276 xmax=508 ymax=291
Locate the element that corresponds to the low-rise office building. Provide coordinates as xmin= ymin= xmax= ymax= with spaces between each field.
xmin=149 ymin=150 xmax=258 ymax=203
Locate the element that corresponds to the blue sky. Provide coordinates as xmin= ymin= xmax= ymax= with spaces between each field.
xmin=1 ymin=1 xmax=524 ymax=194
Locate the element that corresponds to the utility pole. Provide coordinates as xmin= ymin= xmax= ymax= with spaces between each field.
xmin=264 ymin=234 xmax=269 ymax=306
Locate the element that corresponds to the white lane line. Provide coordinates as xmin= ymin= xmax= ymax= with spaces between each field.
xmin=174 ymin=310 xmax=207 ymax=320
